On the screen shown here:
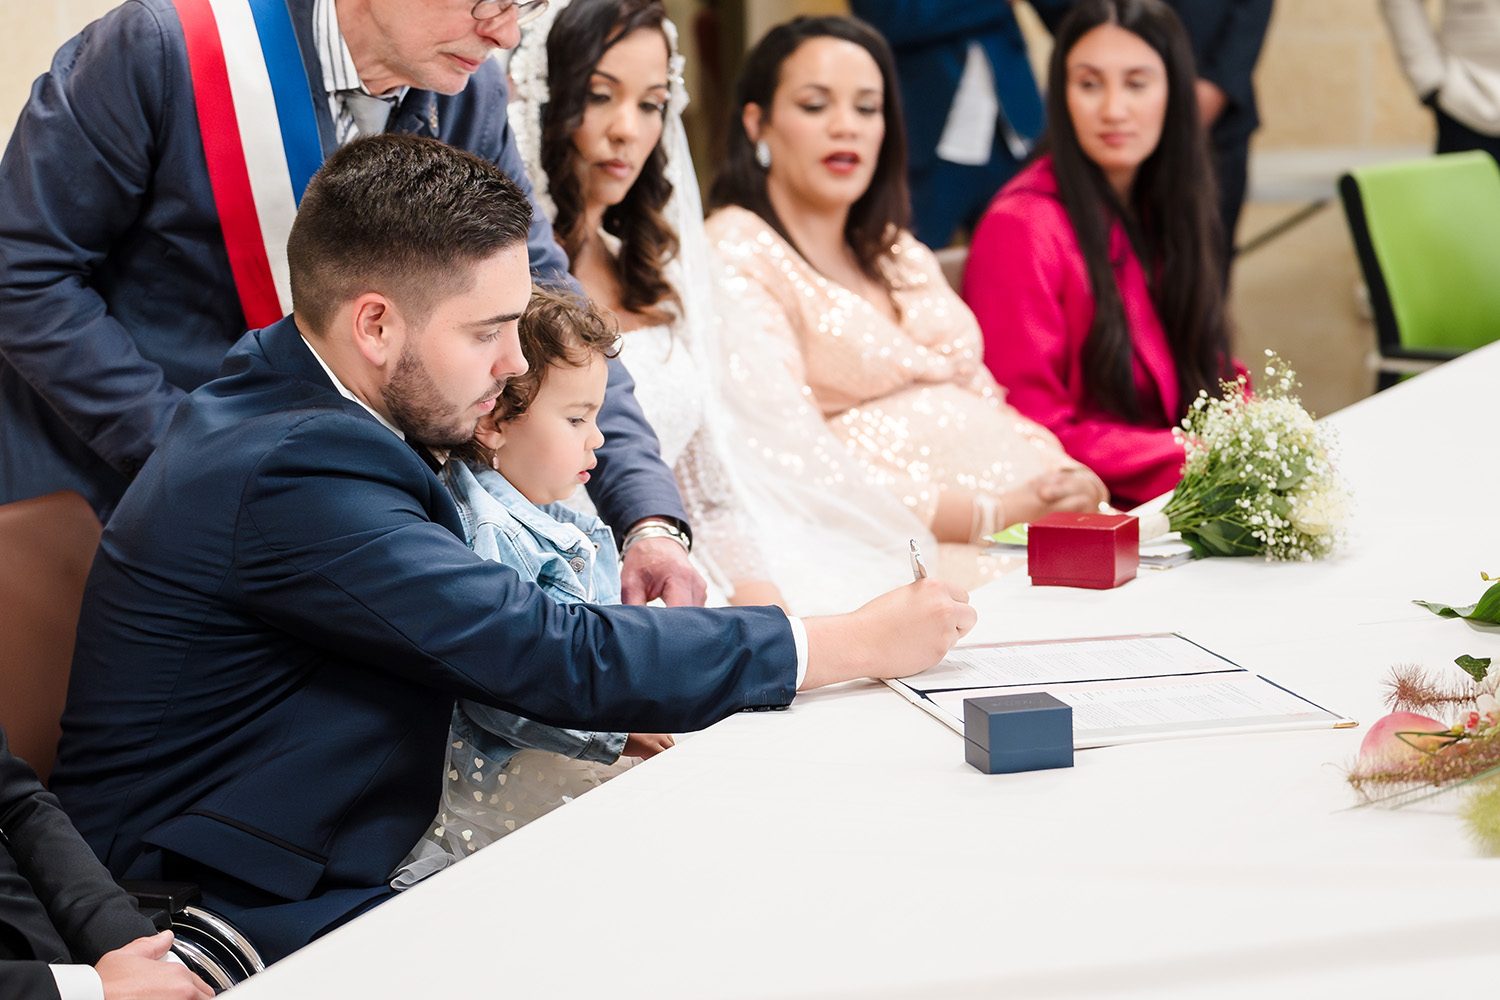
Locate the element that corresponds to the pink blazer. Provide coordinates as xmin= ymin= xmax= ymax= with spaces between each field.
xmin=963 ymin=156 xmax=1186 ymax=508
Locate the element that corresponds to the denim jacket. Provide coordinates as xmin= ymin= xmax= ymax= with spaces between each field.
xmin=445 ymin=461 xmax=627 ymax=770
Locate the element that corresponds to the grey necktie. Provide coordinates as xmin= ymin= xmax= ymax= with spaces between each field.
xmin=337 ymin=90 xmax=396 ymax=144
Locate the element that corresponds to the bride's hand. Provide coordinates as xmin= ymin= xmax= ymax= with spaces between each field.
xmin=1032 ymin=466 xmax=1109 ymax=513
xmin=998 ymin=467 xmax=1109 ymax=527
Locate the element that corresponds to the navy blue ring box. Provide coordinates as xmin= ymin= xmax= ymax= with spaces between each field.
xmin=963 ymin=692 xmax=1074 ymax=774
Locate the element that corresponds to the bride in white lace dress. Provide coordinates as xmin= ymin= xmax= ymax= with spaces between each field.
xmin=509 ymin=0 xmax=784 ymax=606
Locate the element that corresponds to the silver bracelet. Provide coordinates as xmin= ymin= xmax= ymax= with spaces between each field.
xmin=621 ymin=518 xmax=691 ymax=557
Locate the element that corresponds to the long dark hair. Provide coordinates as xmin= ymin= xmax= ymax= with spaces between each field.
xmin=1043 ymin=0 xmax=1232 ymax=422
xmin=707 ymin=15 xmax=910 ymax=288
xmin=542 ymin=0 xmax=680 ymax=321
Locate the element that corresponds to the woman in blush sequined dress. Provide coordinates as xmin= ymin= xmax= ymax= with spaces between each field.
xmin=508 ymin=0 xmax=784 ymax=606
xmin=705 ymin=17 xmax=1108 ymax=582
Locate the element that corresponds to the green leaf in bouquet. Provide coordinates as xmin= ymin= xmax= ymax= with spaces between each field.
xmin=1414 ymin=599 xmax=1478 ymax=619
xmin=1456 ymin=655 xmax=1492 ymax=682
xmin=1275 ymin=459 xmax=1310 ymax=493
xmin=1211 ymin=483 xmax=1255 ymax=515
xmin=1414 ymin=577 xmax=1500 ymax=624
xmin=1179 ymin=533 xmax=1213 ymax=559
xmin=1475 ymin=578 xmax=1500 ymax=623
xmin=1182 ymin=519 xmax=1260 ymax=558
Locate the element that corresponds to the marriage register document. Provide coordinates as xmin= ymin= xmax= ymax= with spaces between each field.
xmin=888 ymin=634 xmax=1354 ymax=748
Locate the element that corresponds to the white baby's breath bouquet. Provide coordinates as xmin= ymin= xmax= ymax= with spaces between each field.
xmin=1158 ymin=352 xmax=1350 ymax=560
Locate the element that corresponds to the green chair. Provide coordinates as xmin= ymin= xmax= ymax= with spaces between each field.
xmin=1339 ymin=151 xmax=1500 ymax=390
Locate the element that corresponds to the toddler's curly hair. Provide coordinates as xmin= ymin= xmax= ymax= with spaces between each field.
xmin=456 ymin=286 xmax=619 ymax=466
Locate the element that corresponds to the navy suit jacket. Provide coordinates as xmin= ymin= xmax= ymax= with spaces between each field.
xmin=850 ymin=1 xmax=1073 ymax=174
xmin=49 ymin=316 xmax=796 ymax=962
xmin=1 ymin=728 xmax=157 ymax=1000
xmin=0 ymin=0 xmax=682 ymax=536
xmin=1164 ymin=0 xmax=1275 ymax=145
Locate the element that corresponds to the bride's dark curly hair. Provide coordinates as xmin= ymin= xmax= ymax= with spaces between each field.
xmin=541 ymin=0 xmax=681 ymax=323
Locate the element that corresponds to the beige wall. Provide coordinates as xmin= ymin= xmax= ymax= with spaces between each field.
xmin=1 ymin=0 xmax=118 ymax=146
xmin=1257 ymin=1 xmax=1432 ymax=151
xmin=745 ymin=0 xmax=845 ymax=46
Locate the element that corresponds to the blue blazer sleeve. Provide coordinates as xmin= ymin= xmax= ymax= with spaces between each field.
xmin=484 ymin=73 xmax=687 ymax=538
xmin=0 ymin=2 xmax=185 ymax=479
xmin=0 ymin=730 xmax=156 ymax=966
xmin=589 ymin=356 xmax=689 ymax=542
xmin=231 ymin=412 xmax=794 ymax=732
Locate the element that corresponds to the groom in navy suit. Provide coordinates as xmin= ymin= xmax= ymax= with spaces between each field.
xmin=51 ymin=135 xmax=975 ymax=965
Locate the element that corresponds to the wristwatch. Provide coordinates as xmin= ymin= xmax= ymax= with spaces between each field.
xmin=621 ymin=517 xmax=692 ymax=556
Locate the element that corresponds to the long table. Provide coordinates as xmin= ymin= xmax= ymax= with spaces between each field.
xmin=230 ymin=344 xmax=1500 ymax=997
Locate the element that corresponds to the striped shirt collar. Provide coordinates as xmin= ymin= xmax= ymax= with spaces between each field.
xmin=312 ymin=0 xmax=409 ymax=102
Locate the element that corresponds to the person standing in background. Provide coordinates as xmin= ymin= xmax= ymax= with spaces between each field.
xmin=849 ymin=1 xmax=1074 ymax=250
xmin=1381 ymin=0 xmax=1500 ymax=162
xmin=1160 ymin=0 xmax=1273 ymax=280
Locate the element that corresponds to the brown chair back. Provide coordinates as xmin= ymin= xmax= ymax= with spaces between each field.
xmin=0 ymin=491 xmax=101 ymax=782
xmin=935 ymin=244 xmax=969 ymax=293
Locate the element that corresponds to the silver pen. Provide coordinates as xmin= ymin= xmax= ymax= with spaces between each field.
xmin=909 ymin=538 xmax=928 ymax=582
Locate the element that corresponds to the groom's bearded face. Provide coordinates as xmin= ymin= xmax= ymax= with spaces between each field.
xmin=382 ymin=344 xmax=509 ymax=448
xmin=381 ymin=245 xmax=531 ymax=446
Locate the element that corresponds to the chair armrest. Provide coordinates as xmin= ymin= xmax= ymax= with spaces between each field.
xmin=119 ymin=879 xmax=202 ymax=930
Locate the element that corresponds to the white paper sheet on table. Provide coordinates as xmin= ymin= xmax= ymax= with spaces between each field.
xmin=887 ymin=633 xmax=1355 ymax=748
xmin=902 ymin=633 xmax=1233 ymax=694
xmin=988 ymin=526 xmax=1195 ymax=570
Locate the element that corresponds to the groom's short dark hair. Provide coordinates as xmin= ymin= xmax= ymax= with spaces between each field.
xmin=288 ymin=134 xmax=533 ymax=333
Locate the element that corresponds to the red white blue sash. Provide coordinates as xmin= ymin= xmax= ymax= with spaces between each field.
xmin=175 ymin=0 xmax=323 ymax=328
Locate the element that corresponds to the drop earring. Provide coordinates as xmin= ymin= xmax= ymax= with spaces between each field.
xmin=755 ymin=140 xmax=772 ymax=170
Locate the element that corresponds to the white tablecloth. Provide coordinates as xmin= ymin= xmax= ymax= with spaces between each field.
xmin=229 ymin=345 xmax=1500 ymax=998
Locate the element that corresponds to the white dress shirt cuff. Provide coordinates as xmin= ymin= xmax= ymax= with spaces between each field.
xmin=49 ymin=964 xmax=104 ymax=1000
xmin=788 ymin=615 xmax=808 ymax=688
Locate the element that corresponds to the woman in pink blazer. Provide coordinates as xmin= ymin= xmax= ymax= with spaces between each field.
xmin=963 ymin=0 xmax=1238 ymax=508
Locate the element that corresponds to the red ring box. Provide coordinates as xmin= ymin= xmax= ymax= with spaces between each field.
xmin=1027 ymin=512 xmax=1139 ymax=589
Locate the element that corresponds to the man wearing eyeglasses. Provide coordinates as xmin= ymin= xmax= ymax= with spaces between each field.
xmin=0 ymin=0 xmax=704 ymax=607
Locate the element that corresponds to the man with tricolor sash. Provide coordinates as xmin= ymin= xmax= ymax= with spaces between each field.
xmin=0 ymin=0 xmax=704 ymax=606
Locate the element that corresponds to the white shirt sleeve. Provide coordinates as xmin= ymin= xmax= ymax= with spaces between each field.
xmin=789 ymin=615 xmax=809 ymax=688
xmin=936 ymin=43 xmax=1001 ymax=166
xmin=48 ymin=964 xmax=105 ymax=1000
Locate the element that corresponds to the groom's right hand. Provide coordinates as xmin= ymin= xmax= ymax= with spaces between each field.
xmin=799 ymin=580 xmax=975 ymax=690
